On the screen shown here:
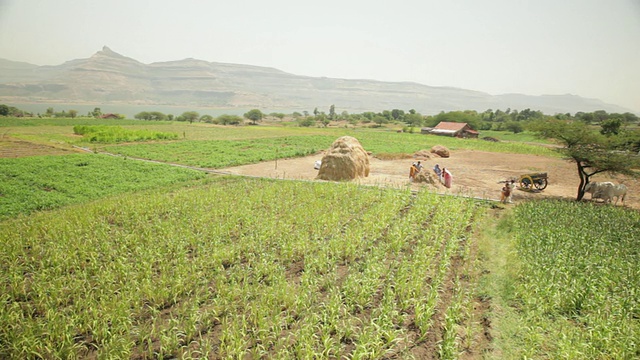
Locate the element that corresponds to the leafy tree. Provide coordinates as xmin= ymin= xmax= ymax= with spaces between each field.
xmin=362 ymin=112 xmax=376 ymax=121
xmin=504 ymin=121 xmax=524 ymax=134
xmin=292 ymin=112 xmax=302 ymax=119
xmin=517 ymin=108 xmax=543 ymax=121
xmin=0 ymin=104 xmax=10 ymax=116
xmin=404 ymin=113 xmax=423 ymax=127
xmin=530 ymin=119 xmax=640 ymax=200
xmin=200 ymin=114 xmax=214 ymax=123
xmin=372 ymin=115 xmax=387 ymax=127
xmin=329 ymin=105 xmax=336 ymax=120
xmin=91 ymin=107 xmax=102 ymax=118
xmin=317 ymin=113 xmax=330 ymax=127
xmin=592 ymin=110 xmax=609 ymax=123
xmin=621 ymin=112 xmax=639 ymax=124
xmin=348 ymin=116 xmax=359 ymax=128
xmin=68 ymin=109 xmax=78 ymax=119
xmin=217 ymin=114 xmax=242 ymax=125
xmin=391 ymin=109 xmax=405 ymax=120
xmin=135 ymin=111 xmax=150 ymax=120
xmin=147 ymin=111 xmax=166 ymax=121
xmin=298 ymin=117 xmax=315 ymax=127
xmin=270 ymin=112 xmax=286 ymax=121
xmin=46 ymin=107 xmax=54 ymax=117
xmin=181 ymin=111 xmax=200 ymax=123
xmin=244 ymin=109 xmax=264 ymax=125
xmin=575 ymin=112 xmax=594 ymax=124
xmin=135 ymin=111 xmax=167 ymax=121
xmin=600 ymin=118 xmax=622 ymax=136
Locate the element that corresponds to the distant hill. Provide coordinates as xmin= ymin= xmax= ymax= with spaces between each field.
xmin=0 ymin=46 xmax=632 ymax=115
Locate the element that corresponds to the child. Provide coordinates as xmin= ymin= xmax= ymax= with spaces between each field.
xmin=501 ymin=182 xmax=511 ymax=203
xmin=506 ymin=179 xmax=516 ymax=203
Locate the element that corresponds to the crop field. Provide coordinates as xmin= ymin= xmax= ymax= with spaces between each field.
xmin=73 ymin=125 xmax=179 ymax=143
xmin=1 ymin=118 xmax=556 ymax=165
xmin=1 ymin=177 xmax=486 ymax=359
xmin=0 ymin=154 xmax=206 ymax=219
xmin=103 ymin=136 xmax=337 ymax=168
xmin=1 ymin=118 xmax=639 ymax=359
xmin=100 ymin=130 xmax=555 ymax=168
xmin=495 ymin=200 xmax=640 ymax=358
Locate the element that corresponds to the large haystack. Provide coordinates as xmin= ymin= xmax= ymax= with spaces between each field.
xmin=316 ymin=136 xmax=370 ymax=181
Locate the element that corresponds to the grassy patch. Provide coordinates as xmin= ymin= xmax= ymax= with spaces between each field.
xmin=0 ymin=154 xmax=206 ymax=219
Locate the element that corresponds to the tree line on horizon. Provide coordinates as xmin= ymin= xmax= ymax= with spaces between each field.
xmin=133 ymin=106 xmax=640 ymax=133
xmin=2 ymin=103 xmax=638 ymax=134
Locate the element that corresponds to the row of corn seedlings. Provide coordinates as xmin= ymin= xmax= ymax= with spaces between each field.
xmin=507 ymin=200 xmax=639 ymax=359
xmin=1 ymin=177 xmax=484 ymax=359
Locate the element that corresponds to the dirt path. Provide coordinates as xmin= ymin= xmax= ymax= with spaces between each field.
xmin=221 ymin=150 xmax=639 ymax=209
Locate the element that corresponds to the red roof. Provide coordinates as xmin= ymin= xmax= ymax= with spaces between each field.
xmin=433 ymin=122 xmax=469 ymax=131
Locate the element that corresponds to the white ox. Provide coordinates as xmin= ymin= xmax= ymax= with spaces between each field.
xmin=584 ymin=182 xmax=627 ymax=205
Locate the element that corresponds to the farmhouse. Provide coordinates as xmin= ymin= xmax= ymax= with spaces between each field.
xmin=422 ymin=122 xmax=478 ymax=138
xmin=100 ymin=113 xmax=120 ymax=119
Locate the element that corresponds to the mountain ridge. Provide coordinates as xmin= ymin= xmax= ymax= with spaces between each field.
xmin=0 ymin=46 xmax=632 ymax=114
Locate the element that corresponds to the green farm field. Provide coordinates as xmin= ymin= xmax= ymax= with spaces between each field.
xmin=0 ymin=118 xmax=638 ymax=359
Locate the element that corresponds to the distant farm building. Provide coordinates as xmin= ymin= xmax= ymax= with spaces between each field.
xmin=422 ymin=122 xmax=478 ymax=138
xmin=101 ymin=113 xmax=120 ymax=119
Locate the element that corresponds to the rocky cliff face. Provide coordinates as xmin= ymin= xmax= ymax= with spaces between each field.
xmin=0 ymin=46 xmax=630 ymax=114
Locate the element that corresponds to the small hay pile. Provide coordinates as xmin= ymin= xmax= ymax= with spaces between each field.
xmin=316 ymin=136 xmax=370 ymax=181
xmin=413 ymin=150 xmax=432 ymax=160
xmin=414 ymin=170 xmax=443 ymax=188
xmin=431 ymin=145 xmax=450 ymax=158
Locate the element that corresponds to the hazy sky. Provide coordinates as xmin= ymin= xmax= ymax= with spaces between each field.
xmin=1 ymin=0 xmax=639 ymax=112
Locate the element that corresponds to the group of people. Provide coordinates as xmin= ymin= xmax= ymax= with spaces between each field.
xmin=409 ymin=161 xmax=424 ymax=182
xmin=409 ymin=161 xmax=452 ymax=188
xmin=409 ymin=161 xmax=515 ymax=203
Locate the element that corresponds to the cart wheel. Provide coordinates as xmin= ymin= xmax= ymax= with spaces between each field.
xmin=520 ymin=176 xmax=533 ymax=190
xmin=535 ymin=178 xmax=548 ymax=190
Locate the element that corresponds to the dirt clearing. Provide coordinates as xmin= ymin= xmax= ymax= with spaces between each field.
xmin=221 ymin=149 xmax=639 ymax=209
